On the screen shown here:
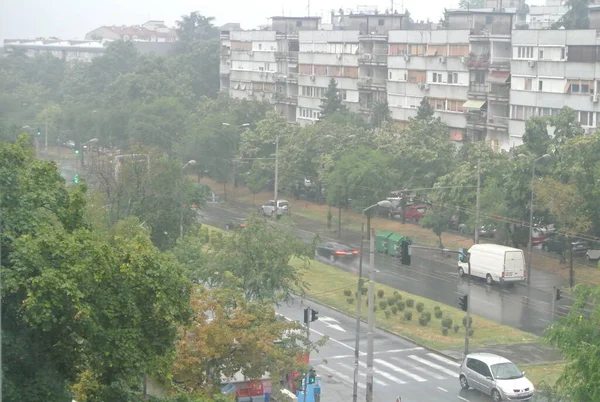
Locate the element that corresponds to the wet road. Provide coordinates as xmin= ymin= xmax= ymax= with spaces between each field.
xmin=200 ymin=203 xmax=573 ymax=336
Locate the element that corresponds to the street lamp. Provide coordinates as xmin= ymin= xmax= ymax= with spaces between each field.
xmin=518 ymin=153 xmax=551 ymax=285
xmin=359 ymin=200 xmax=392 ymax=402
xmin=180 ymin=160 xmax=197 ymax=237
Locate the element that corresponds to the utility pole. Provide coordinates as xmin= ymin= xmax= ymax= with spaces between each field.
xmin=232 ymin=159 xmax=237 ymax=203
xmin=303 ymin=308 xmax=310 ymax=402
xmin=44 ymin=113 xmax=49 ymax=156
xmin=569 ymin=241 xmax=574 ymax=287
xmin=366 ymin=227 xmax=376 ymax=402
xmin=464 ymin=256 xmax=472 ymax=355
xmin=274 ymin=135 xmax=279 ymax=218
xmin=474 ymin=159 xmax=481 ymax=245
xmin=352 ymin=223 xmax=365 ymax=402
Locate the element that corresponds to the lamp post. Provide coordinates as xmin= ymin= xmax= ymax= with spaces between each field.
xmin=180 ymin=160 xmax=197 ymax=237
xmin=222 ymin=123 xmax=250 ymax=203
xmin=362 ymin=199 xmax=392 ymax=402
xmin=518 ymin=153 xmax=551 ymax=285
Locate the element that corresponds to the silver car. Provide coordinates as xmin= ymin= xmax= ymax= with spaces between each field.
xmin=261 ymin=199 xmax=291 ymax=217
xmin=459 ymin=353 xmax=534 ymax=401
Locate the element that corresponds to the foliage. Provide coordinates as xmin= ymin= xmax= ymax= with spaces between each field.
xmin=458 ymin=0 xmax=485 ymax=9
xmin=319 ymin=78 xmax=348 ymax=119
xmin=535 ymin=178 xmax=591 ymax=235
xmin=371 ymin=100 xmax=391 ymax=128
xmin=416 ymin=97 xmax=434 ymax=121
xmin=544 ymin=284 xmax=600 ymax=401
xmin=522 ymin=116 xmax=553 ymax=157
xmin=175 ymin=11 xmax=220 ymax=50
xmin=552 ymin=0 xmax=590 ymax=29
xmin=420 ymin=205 xmax=452 ymax=248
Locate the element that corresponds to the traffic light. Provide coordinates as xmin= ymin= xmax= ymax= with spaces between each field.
xmin=303 ymin=308 xmax=319 ymax=324
xmin=458 ymin=294 xmax=468 ymax=312
xmin=37 ymin=128 xmax=41 ymax=136
xmin=311 ymin=309 xmax=318 ymax=322
xmin=308 ymin=369 xmax=316 ymax=384
xmin=555 ymin=288 xmax=562 ymax=301
xmin=74 ymin=147 xmax=79 ymax=154
xmin=73 ymin=173 xmax=79 ymax=184
xmin=401 ymin=240 xmax=411 ymax=266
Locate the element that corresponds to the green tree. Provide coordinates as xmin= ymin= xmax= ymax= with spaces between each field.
xmin=522 ymin=116 xmax=553 ymax=157
xmin=552 ymin=0 xmax=590 ymax=29
xmin=371 ymin=100 xmax=391 ymax=128
xmin=416 ymin=97 xmax=434 ymax=121
xmin=420 ymin=206 xmax=451 ymax=248
xmin=319 ymin=78 xmax=348 ymax=119
xmin=544 ymin=284 xmax=600 ymax=401
xmin=175 ymin=12 xmax=220 ymax=51
xmin=459 ymin=0 xmax=484 ymax=8
xmin=174 ymin=39 xmax=221 ymax=99
xmin=551 ymin=106 xmax=585 ymax=151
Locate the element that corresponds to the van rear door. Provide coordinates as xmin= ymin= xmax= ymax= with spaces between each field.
xmin=504 ymin=250 xmax=525 ymax=279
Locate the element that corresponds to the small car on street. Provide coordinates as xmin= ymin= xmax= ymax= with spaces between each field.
xmin=261 ymin=200 xmax=291 ymax=217
xmin=316 ymin=242 xmax=360 ymax=263
xmin=224 ymin=218 xmax=247 ymax=231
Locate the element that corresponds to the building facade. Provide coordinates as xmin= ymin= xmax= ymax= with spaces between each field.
xmin=85 ymin=21 xmax=176 ymax=42
xmin=3 ymin=39 xmax=107 ymax=62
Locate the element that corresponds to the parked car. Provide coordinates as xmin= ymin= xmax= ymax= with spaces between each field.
xmin=458 ymin=244 xmax=526 ymax=285
xmin=459 ymin=353 xmax=534 ymax=401
xmin=478 ymin=224 xmax=497 ymax=239
xmin=224 ymin=218 xmax=247 ymax=231
xmin=403 ymin=204 xmax=427 ymax=222
xmin=261 ymin=200 xmax=291 ymax=217
xmin=541 ymin=234 xmax=587 ymax=256
xmin=585 ymin=242 xmax=600 ymax=262
xmin=65 ymin=140 xmax=75 ymax=149
xmin=316 ymin=242 xmax=359 ymax=263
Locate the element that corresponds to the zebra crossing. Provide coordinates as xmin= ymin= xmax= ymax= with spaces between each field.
xmin=318 ymin=351 xmax=461 ymax=388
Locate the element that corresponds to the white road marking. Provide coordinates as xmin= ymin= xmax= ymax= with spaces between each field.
xmin=374 ymin=359 xmax=427 ymax=382
xmin=426 ymin=353 xmax=461 ymax=368
xmin=309 ymin=328 xmax=367 ymax=355
xmin=358 ymin=361 xmax=404 ymax=385
xmin=457 ymin=396 xmax=470 ymax=401
xmin=438 ymin=387 xmax=448 ymax=392
xmin=411 ymin=365 xmax=445 ymax=380
xmin=338 ymin=362 xmax=387 ymax=387
xmin=408 ymin=355 xmax=458 ymax=377
xmin=324 ymin=347 xmax=424 ymax=360
xmin=319 ymin=365 xmax=366 ymax=389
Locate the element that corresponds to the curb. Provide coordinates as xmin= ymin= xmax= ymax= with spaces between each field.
xmin=300 ymin=296 xmax=462 ymax=362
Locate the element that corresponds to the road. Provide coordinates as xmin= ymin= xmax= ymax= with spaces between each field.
xmin=200 ymin=203 xmax=572 ymax=336
xmin=278 ymin=297 xmax=546 ymax=402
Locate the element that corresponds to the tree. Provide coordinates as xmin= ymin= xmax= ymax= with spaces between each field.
xmin=458 ymin=0 xmax=485 ymax=9
xmin=416 ymin=97 xmax=434 ymax=121
xmin=175 ymin=12 xmax=220 ymax=51
xmin=544 ymin=284 xmax=600 ymax=401
xmin=319 ymin=78 xmax=347 ymax=119
xmin=552 ymin=0 xmax=590 ymax=29
xmin=535 ymin=177 xmax=591 ymax=235
xmin=419 ymin=206 xmax=451 ymax=249
xmin=371 ymin=100 xmax=391 ymax=128
xmin=551 ymin=106 xmax=585 ymax=151
xmin=172 ymin=288 xmax=317 ymax=394
xmin=522 ymin=116 xmax=553 ymax=157
xmin=174 ymin=39 xmax=221 ymax=99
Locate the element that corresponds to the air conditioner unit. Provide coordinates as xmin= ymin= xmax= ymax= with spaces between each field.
xmin=591 ymin=94 xmax=599 ymax=103
xmin=439 ymin=56 xmax=447 ymax=64
xmin=528 ymin=60 xmax=536 ymax=68
xmin=423 ymin=84 xmax=430 ymax=91
xmin=247 ymin=50 xmax=254 ymax=56
xmin=460 ymin=56 xmax=466 ymax=64
xmin=585 ymin=127 xmax=595 ymax=134
xmin=247 ymin=90 xmax=254 ymax=95
xmin=337 ymin=53 xmax=343 ymax=60
xmin=310 ymin=74 xmax=316 ymax=81
xmin=404 ymin=54 xmax=411 ymax=62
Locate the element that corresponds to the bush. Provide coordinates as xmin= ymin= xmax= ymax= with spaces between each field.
xmin=453 ymin=324 xmax=460 ymax=333
xmin=422 ymin=311 xmax=432 ymax=321
xmin=406 ymin=299 xmax=415 ymax=308
xmin=385 ymin=310 xmax=392 ymax=319
xmin=441 ymin=318 xmax=453 ymax=328
xmin=396 ymin=301 xmax=406 ymax=311
xmin=434 ymin=309 xmax=443 ymax=319
xmin=344 ymin=289 xmax=352 ymax=297
xmin=434 ymin=305 xmax=441 ymax=311
xmin=416 ymin=302 xmax=425 ymax=312
xmin=387 ymin=297 xmax=396 ymax=306
xmin=393 ymin=291 xmax=400 ymax=299
xmin=379 ymin=300 xmax=388 ymax=310
xmin=463 ymin=316 xmax=473 ymax=328
xmin=199 ymin=226 xmax=210 ymax=243
xmin=377 ymin=289 xmax=385 ymax=299
xmin=441 ymin=327 xmax=449 ymax=336
xmin=468 ymin=328 xmax=475 ymax=336
xmin=418 ymin=314 xmax=429 ymax=326
xmin=404 ymin=311 xmax=412 ymax=321
xmin=391 ymin=306 xmax=398 ymax=315
xmin=361 ymin=287 xmax=368 ymax=295
xmin=347 ymin=298 xmax=355 ymax=305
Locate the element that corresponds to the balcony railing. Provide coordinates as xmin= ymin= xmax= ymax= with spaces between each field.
xmin=274 ymin=93 xmax=298 ymax=105
xmin=488 ymin=115 xmax=509 ymax=127
xmin=358 ymin=53 xmax=388 ymax=64
xmin=469 ymin=83 xmax=488 ymax=93
xmin=465 ymin=111 xmax=488 ymax=126
xmin=470 ymin=23 xmax=512 ymax=37
xmin=358 ymin=77 xmax=386 ymax=88
xmin=489 ymin=85 xmax=509 ymax=98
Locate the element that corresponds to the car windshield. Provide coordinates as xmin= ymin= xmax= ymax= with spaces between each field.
xmin=491 ymin=362 xmax=524 ymax=380
xmin=279 ymin=201 xmax=289 ymax=207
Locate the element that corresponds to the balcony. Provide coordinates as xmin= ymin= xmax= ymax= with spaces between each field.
xmin=358 ymin=53 xmax=388 ymax=65
xmin=275 ymin=51 xmax=299 ymax=60
xmin=489 ymin=57 xmax=511 ymax=71
xmin=465 ymin=111 xmax=488 ymax=129
xmin=358 ymin=77 xmax=387 ymax=89
xmin=487 ymin=115 xmax=509 ymax=130
xmin=220 ymin=48 xmax=231 ymax=56
xmin=273 ymin=93 xmax=298 ymax=105
xmin=470 ymin=24 xmax=512 ymax=40
xmin=488 ymin=85 xmax=509 ymax=101
xmin=468 ymin=83 xmax=488 ymax=98
xmin=466 ymin=55 xmax=490 ymax=69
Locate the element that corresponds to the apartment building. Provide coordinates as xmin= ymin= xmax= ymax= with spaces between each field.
xmin=386 ymin=30 xmax=471 ymax=142
xmin=508 ymin=29 xmax=600 ymax=146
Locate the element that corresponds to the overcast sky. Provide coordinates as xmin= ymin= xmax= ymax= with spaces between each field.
xmin=0 ymin=0 xmax=469 ymax=43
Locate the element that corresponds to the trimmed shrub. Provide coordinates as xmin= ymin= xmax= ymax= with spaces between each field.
xmin=361 ymin=287 xmax=368 ymax=295
xmin=396 ymin=301 xmax=406 ymax=311
xmin=441 ymin=318 xmax=453 ymax=328
xmin=385 ymin=310 xmax=392 ymax=319
xmin=347 ymin=298 xmax=355 ymax=305
xmin=404 ymin=311 xmax=412 ymax=321
xmin=387 ymin=297 xmax=396 ymax=306
xmin=379 ymin=300 xmax=388 ymax=310
xmin=468 ymin=328 xmax=475 ymax=336
xmin=391 ymin=306 xmax=398 ymax=315
xmin=393 ymin=291 xmax=400 ymax=299
xmin=377 ymin=289 xmax=385 ymax=299
xmin=406 ymin=299 xmax=415 ymax=308
xmin=434 ymin=309 xmax=443 ymax=319
xmin=453 ymin=324 xmax=460 ymax=333
xmin=441 ymin=327 xmax=449 ymax=336
xmin=434 ymin=305 xmax=441 ymax=311
xmin=416 ymin=302 xmax=425 ymax=312
xmin=422 ymin=311 xmax=432 ymax=322
xmin=418 ymin=314 xmax=429 ymax=326
xmin=344 ymin=290 xmax=352 ymax=297
xmin=463 ymin=316 xmax=473 ymax=328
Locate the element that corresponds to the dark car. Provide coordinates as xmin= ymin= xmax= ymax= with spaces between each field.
xmin=541 ymin=234 xmax=587 ymax=255
xmin=316 ymin=242 xmax=359 ymax=263
xmin=224 ymin=218 xmax=247 ymax=231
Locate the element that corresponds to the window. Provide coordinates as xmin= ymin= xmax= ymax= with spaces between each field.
xmin=341 ymin=90 xmax=347 ymax=101
xmin=258 ymin=44 xmax=262 ymax=50
xmin=568 ymin=80 xmax=594 ymax=94
xmin=449 ymin=45 xmax=469 ymax=57
xmin=448 ymin=72 xmax=459 ymax=84
xmin=447 ymin=100 xmax=465 ymax=112
xmin=428 ymin=98 xmax=444 ymax=110
xmin=389 ymin=71 xmax=393 ymax=80
xmin=580 ymin=111 xmax=593 ymax=126
xmin=525 ymin=78 xmax=532 ymax=90
xmin=296 ymin=20 xmax=303 ymax=27
xmin=389 ymin=44 xmax=408 ymax=55
xmin=561 ymin=48 xmax=566 ymax=60
xmin=432 ymin=73 xmax=442 ymax=83
xmin=516 ymin=46 xmax=534 ymax=59
xmin=538 ymin=80 xmax=543 ymax=91
xmin=408 ymin=70 xmax=426 ymax=83
xmin=567 ymin=46 xmax=597 ymax=62
xmin=378 ymin=19 xmax=385 ymax=26
xmin=539 ymin=49 xmax=544 ymax=59
xmin=409 ymin=44 xmax=426 ymax=56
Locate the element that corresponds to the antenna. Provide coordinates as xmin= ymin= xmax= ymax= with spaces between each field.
xmin=308 ymin=0 xmax=310 ymax=16
xmin=390 ymin=0 xmax=394 ymax=12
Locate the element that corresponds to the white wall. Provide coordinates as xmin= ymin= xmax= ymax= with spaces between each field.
xmin=231 ymin=60 xmax=277 ymax=72
xmin=299 ymin=42 xmax=359 ymax=54
xmin=388 ymin=68 xmax=407 ymax=82
xmin=252 ymin=41 xmax=278 ymax=51
xmin=427 ymin=71 xmax=468 ymax=86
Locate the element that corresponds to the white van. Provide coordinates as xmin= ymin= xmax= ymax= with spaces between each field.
xmin=458 ymin=244 xmax=526 ymax=286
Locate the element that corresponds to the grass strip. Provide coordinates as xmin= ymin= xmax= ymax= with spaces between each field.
xmin=521 ymin=362 xmax=564 ymax=388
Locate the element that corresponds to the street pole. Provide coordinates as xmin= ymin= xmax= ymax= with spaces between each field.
xmin=352 ymin=223 xmax=365 ymax=402
xmin=569 ymin=240 xmax=574 ymax=287
xmin=180 ymin=168 xmax=184 ymax=238
xmin=303 ymin=308 xmax=311 ymax=402
xmin=551 ymin=286 xmax=556 ymax=321
xmin=274 ymin=135 xmax=279 ymax=218
xmin=474 ymin=159 xmax=481 ymax=245
xmin=232 ymin=159 xmax=237 ymax=203
xmin=527 ymin=160 xmax=536 ymax=286
xmin=366 ymin=227 xmax=375 ymax=402
xmin=464 ymin=257 xmax=472 ymax=355
xmin=44 ymin=113 xmax=48 ymax=156
xmin=338 ymin=197 xmax=342 ymax=240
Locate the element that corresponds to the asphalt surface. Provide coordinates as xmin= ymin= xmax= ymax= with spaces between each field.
xmin=200 ymin=203 xmax=572 ymax=336
xmin=279 ymin=297 xmax=548 ymax=402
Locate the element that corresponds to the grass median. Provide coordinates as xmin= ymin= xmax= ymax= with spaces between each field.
xmin=521 ymin=362 xmax=564 ymax=388
xmin=294 ymin=257 xmax=539 ymax=351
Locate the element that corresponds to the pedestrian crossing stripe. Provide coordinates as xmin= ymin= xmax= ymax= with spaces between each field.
xmin=319 ymin=365 xmax=367 ymax=389
xmin=374 ymin=359 xmax=427 ymax=382
xmin=407 ymin=355 xmax=458 ymax=377
xmin=357 ymin=361 xmax=407 ymax=385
